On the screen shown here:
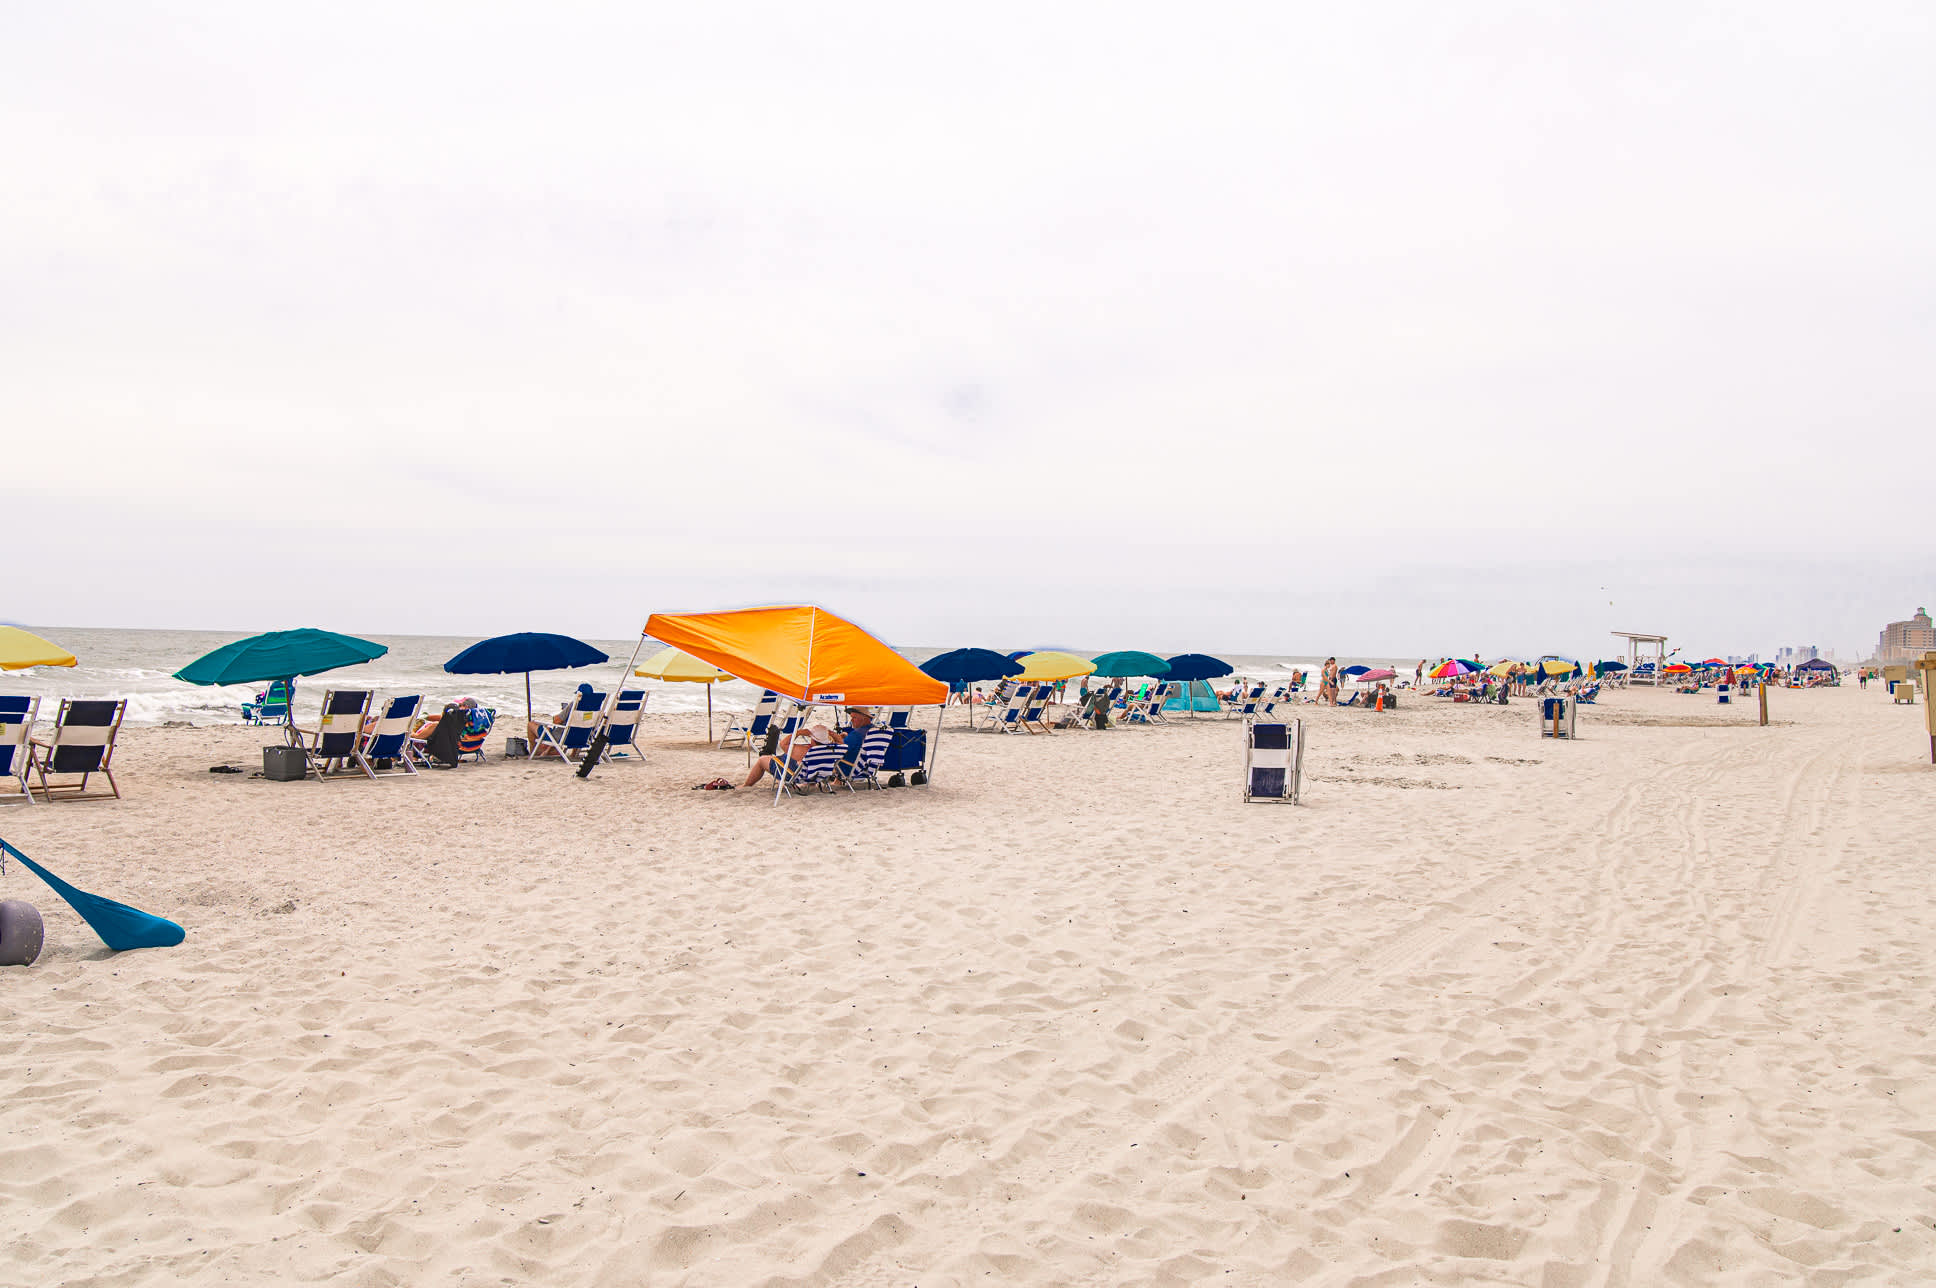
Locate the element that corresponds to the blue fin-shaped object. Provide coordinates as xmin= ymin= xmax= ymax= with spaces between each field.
xmin=0 ymin=839 xmax=185 ymax=951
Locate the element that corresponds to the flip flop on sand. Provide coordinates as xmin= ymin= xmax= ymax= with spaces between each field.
xmin=691 ymin=778 xmax=736 ymax=791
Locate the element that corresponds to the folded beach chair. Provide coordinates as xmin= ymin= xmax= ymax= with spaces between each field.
xmin=30 ymin=698 xmax=129 ymax=801
xmin=600 ymin=689 xmax=648 ymax=762
xmin=357 ymin=694 xmax=423 ymax=777
xmin=242 ymin=680 xmax=292 ymax=725
xmin=1244 ymin=720 xmax=1304 ymax=803
xmin=719 ymin=690 xmax=780 ymax=751
xmin=300 ymin=689 xmax=373 ymax=781
xmin=534 ymin=688 xmax=606 ymax=761
xmin=0 ymin=696 xmax=38 ymax=806
xmin=838 ymin=726 xmax=895 ymax=790
xmin=1020 ymin=684 xmax=1056 ymax=734
xmin=773 ymin=741 xmax=846 ymax=802
xmin=986 ymin=683 xmax=1031 ymax=733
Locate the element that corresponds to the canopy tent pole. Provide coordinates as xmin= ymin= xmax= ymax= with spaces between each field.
xmin=926 ymin=704 xmax=942 ymax=783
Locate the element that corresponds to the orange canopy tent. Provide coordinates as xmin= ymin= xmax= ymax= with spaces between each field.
xmin=642 ymin=606 xmax=947 ymax=707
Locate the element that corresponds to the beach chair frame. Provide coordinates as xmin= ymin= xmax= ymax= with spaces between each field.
xmin=987 ymin=683 xmax=1031 ymax=734
xmin=30 ymin=698 xmax=128 ymax=801
xmin=0 ymin=696 xmax=39 ymax=805
xmin=600 ymin=689 xmax=649 ymax=762
xmin=1020 ymin=685 xmax=1055 ymax=734
xmin=1244 ymin=719 xmax=1304 ymax=804
xmin=720 ymin=690 xmax=780 ymax=752
xmin=300 ymin=689 xmax=374 ymax=781
xmin=771 ymin=741 xmax=844 ymax=804
xmin=839 ymin=726 xmax=895 ymax=790
xmin=357 ymin=694 xmax=424 ymax=778
xmin=534 ymin=689 xmax=607 ymax=761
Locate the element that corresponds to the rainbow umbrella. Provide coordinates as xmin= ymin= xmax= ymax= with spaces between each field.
xmin=1430 ymin=659 xmax=1474 ymax=679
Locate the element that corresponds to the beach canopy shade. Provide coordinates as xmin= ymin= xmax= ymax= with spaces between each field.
xmin=633 ymin=647 xmax=731 ymax=683
xmin=175 ymin=628 xmax=387 ymax=687
xmin=644 ymin=606 xmax=948 ymax=706
xmin=1164 ymin=653 xmax=1234 ymax=682
xmin=1014 ymin=651 xmax=1096 ymax=682
xmin=1796 ymin=658 xmax=1835 ymax=671
xmin=920 ymin=648 xmax=1023 ymax=684
xmin=1090 ymin=650 xmax=1170 ymax=678
xmin=1430 ymin=659 xmax=1475 ymax=679
xmin=0 ymin=626 xmax=77 ymax=671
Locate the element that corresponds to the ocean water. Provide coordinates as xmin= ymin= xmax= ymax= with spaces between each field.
xmin=1 ymin=627 xmax=1426 ymax=727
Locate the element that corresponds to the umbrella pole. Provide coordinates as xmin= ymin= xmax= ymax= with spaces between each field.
xmin=707 ymin=684 xmax=714 ymax=743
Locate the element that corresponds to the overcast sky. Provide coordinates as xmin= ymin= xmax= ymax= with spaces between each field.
xmin=7 ymin=3 xmax=1933 ymax=659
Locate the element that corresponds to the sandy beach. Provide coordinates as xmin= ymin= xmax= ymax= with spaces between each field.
xmin=2 ymin=684 xmax=1934 ymax=1285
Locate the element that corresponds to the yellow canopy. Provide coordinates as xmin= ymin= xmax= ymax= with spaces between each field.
xmin=634 ymin=647 xmax=732 ymax=683
xmin=1015 ymin=651 xmax=1096 ymax=681
xmin=0 ymin=626 xmax=77 ymax=671
xmin=1487 ymin=660 xmax=1518 ymax=677
xmin=643 ymin=605 xmax=948 ymax=706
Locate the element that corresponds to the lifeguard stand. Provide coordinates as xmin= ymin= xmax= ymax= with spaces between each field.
xmin=1613 ymin=630 xmax=1668 ymax=684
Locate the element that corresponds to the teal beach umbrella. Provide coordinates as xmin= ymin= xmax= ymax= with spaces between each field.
xmin=1090 ymin=651 xmax=1171 ymax=678
xmin=175 ymin=628 xmax=388 ymax=687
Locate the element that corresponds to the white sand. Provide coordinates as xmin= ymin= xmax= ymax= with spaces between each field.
xmin=2 ymin=684 xmax=1934 ymax=1285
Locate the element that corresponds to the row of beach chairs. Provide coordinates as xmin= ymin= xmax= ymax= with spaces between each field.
xmin=0 ymin=696 xmax=127 ymax=803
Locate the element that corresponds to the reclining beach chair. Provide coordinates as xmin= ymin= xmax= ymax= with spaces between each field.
xmin=881 ymin=706 xmax=914 ymax=729
xmin=299 ymin=689 xmax=373 ymax=781
xmin=534 ymin=688 xmax=606 ymax=761
xmin=772 ymin=741 xmax=846 ymax=802
xmin=1020 ymin=684 xmax=1056 ymax=734
xmin=457 ymin=707 xmax=495 ymax=762
xmin=986 ymin=683 xmax=1031 ymax=733
xmin=357 ymin=695 xmax=423 ymax=777
xmin=30 ymin=698 xmax=129 ymax=801
xmin=838 ymin=726 xmax=895 ymax=790
xmin=719 ymin=690 xmax=780 ymax=750
xmin=243 ymin=680 xmax=292 ymax=725
xmin=0 ymin=696 xmax=38 ymax=806
xmin=1227 ymin=683 xmax=1265 ymax=720
xmin=1244 ymin=720 xmax=1304 ymax=803
xmin=600 ymin=689 xmax=648 ymax=762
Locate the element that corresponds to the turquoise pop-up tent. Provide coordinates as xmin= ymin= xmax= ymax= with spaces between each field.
xmin=1162 ymin=680 xmax=1222 ymax=712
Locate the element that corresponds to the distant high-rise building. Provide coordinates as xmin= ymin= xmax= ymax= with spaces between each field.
xmin=1877 ymin=608 xmax=1936 ymax=665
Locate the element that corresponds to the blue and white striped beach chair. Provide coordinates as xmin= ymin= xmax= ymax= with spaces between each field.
xmin=720 ymin=690 xmax=780 ymax=751
xmin=300 ymin=689 xmax=373 ymax=781
xmin=535 ymin=688 xmax=606 ymax=761
xmin=838 ymin=726 xmax=895 ymax=790
xmin=1020 ymin=684 xmax=1056 ymax=734
xmin=0 ymin=696 xmax=38 ymax=805
xmin=357 ymin=695 xmax=423 ymax=777
xmin=28 ymin=699 xmax=128 ymax=800
xmin=986 ymin=683 xmax=1031 ymax=733
xmin=773 ymin=741 xmax=845 ymax=802
xmin=600 ymin=689 xmax=648 ymax=762
xmin=1230 ymin=683 xmax=1266 ymax=720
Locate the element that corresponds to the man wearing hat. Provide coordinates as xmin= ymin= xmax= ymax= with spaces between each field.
xmin=741 ymin=706 xmax=873 ymax=788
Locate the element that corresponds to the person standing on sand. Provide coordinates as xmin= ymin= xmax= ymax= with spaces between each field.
xmin=1415 ymin=660 xmax=1424 ymax=687
xmin=1319 ymin=657 xmax=1339 ymax=706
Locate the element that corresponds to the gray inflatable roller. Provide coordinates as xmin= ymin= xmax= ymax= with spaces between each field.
xmin=0 ymin=899 xmax=45 ymax=966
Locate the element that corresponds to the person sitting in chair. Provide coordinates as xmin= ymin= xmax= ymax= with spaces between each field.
xmin=742 ymin=707 xmax=873 ymax=787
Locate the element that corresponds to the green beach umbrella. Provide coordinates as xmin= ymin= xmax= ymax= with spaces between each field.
xmin=1090 ymin=650 xmax=1171 ymax=679
xmin=175 ymin=628 xmax=388 ymax=688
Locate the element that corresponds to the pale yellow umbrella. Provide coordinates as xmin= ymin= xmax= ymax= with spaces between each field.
xmin=634 ymin=646 xmax=733 ymax=740
xmin=1487 ymin=659 xmax=1518 ymax=677
xmin=1014 ymin=651 xmax=1096 ymax=681
xmin=0 ymin=626 xmax=78 ymax=671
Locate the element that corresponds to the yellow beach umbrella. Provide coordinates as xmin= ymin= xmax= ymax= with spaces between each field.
xmin=634 ymin=646 xmax=733 ymax=741
xmin=0 ymin=626 xmax=78 ymax=671
xmin=1487 ymin=660 xmax=1518 ymax=677
xmin=1014 ymin=651 xmax=1096 ymax=682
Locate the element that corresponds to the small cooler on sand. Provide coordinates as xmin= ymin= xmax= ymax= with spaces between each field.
xmin=1539 ymin=696 xmax=1577 ymax=739
xmin=263 ymin=745 xmax=307 ymax=781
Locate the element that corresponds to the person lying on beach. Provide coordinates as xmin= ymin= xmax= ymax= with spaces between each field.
xmin=742 ymin=707 xmax=873 ymax=787
xmin=410 ymin=697 xmax=478 ymax=743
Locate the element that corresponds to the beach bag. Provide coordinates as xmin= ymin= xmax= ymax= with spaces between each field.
xmin=425 ymin=705 xmax=465 ymax=766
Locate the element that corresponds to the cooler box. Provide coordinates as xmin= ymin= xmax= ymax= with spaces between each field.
xmin=882 ymin=728 xmax=927 ymax=773
xmin=263 ymin=746 xmax=307 ymax=781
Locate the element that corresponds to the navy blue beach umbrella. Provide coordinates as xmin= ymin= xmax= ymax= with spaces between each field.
xmin=445 ymin=632 xmax=609 ymax=723
xmin=920 ymin=648 xmax=1023 ymax=684
xmin=1163 ymin=654 xmax=1235 ymax=683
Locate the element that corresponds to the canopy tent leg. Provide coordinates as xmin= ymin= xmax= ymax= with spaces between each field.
xmin=924 ymin=704 xmax=941 ymax=784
